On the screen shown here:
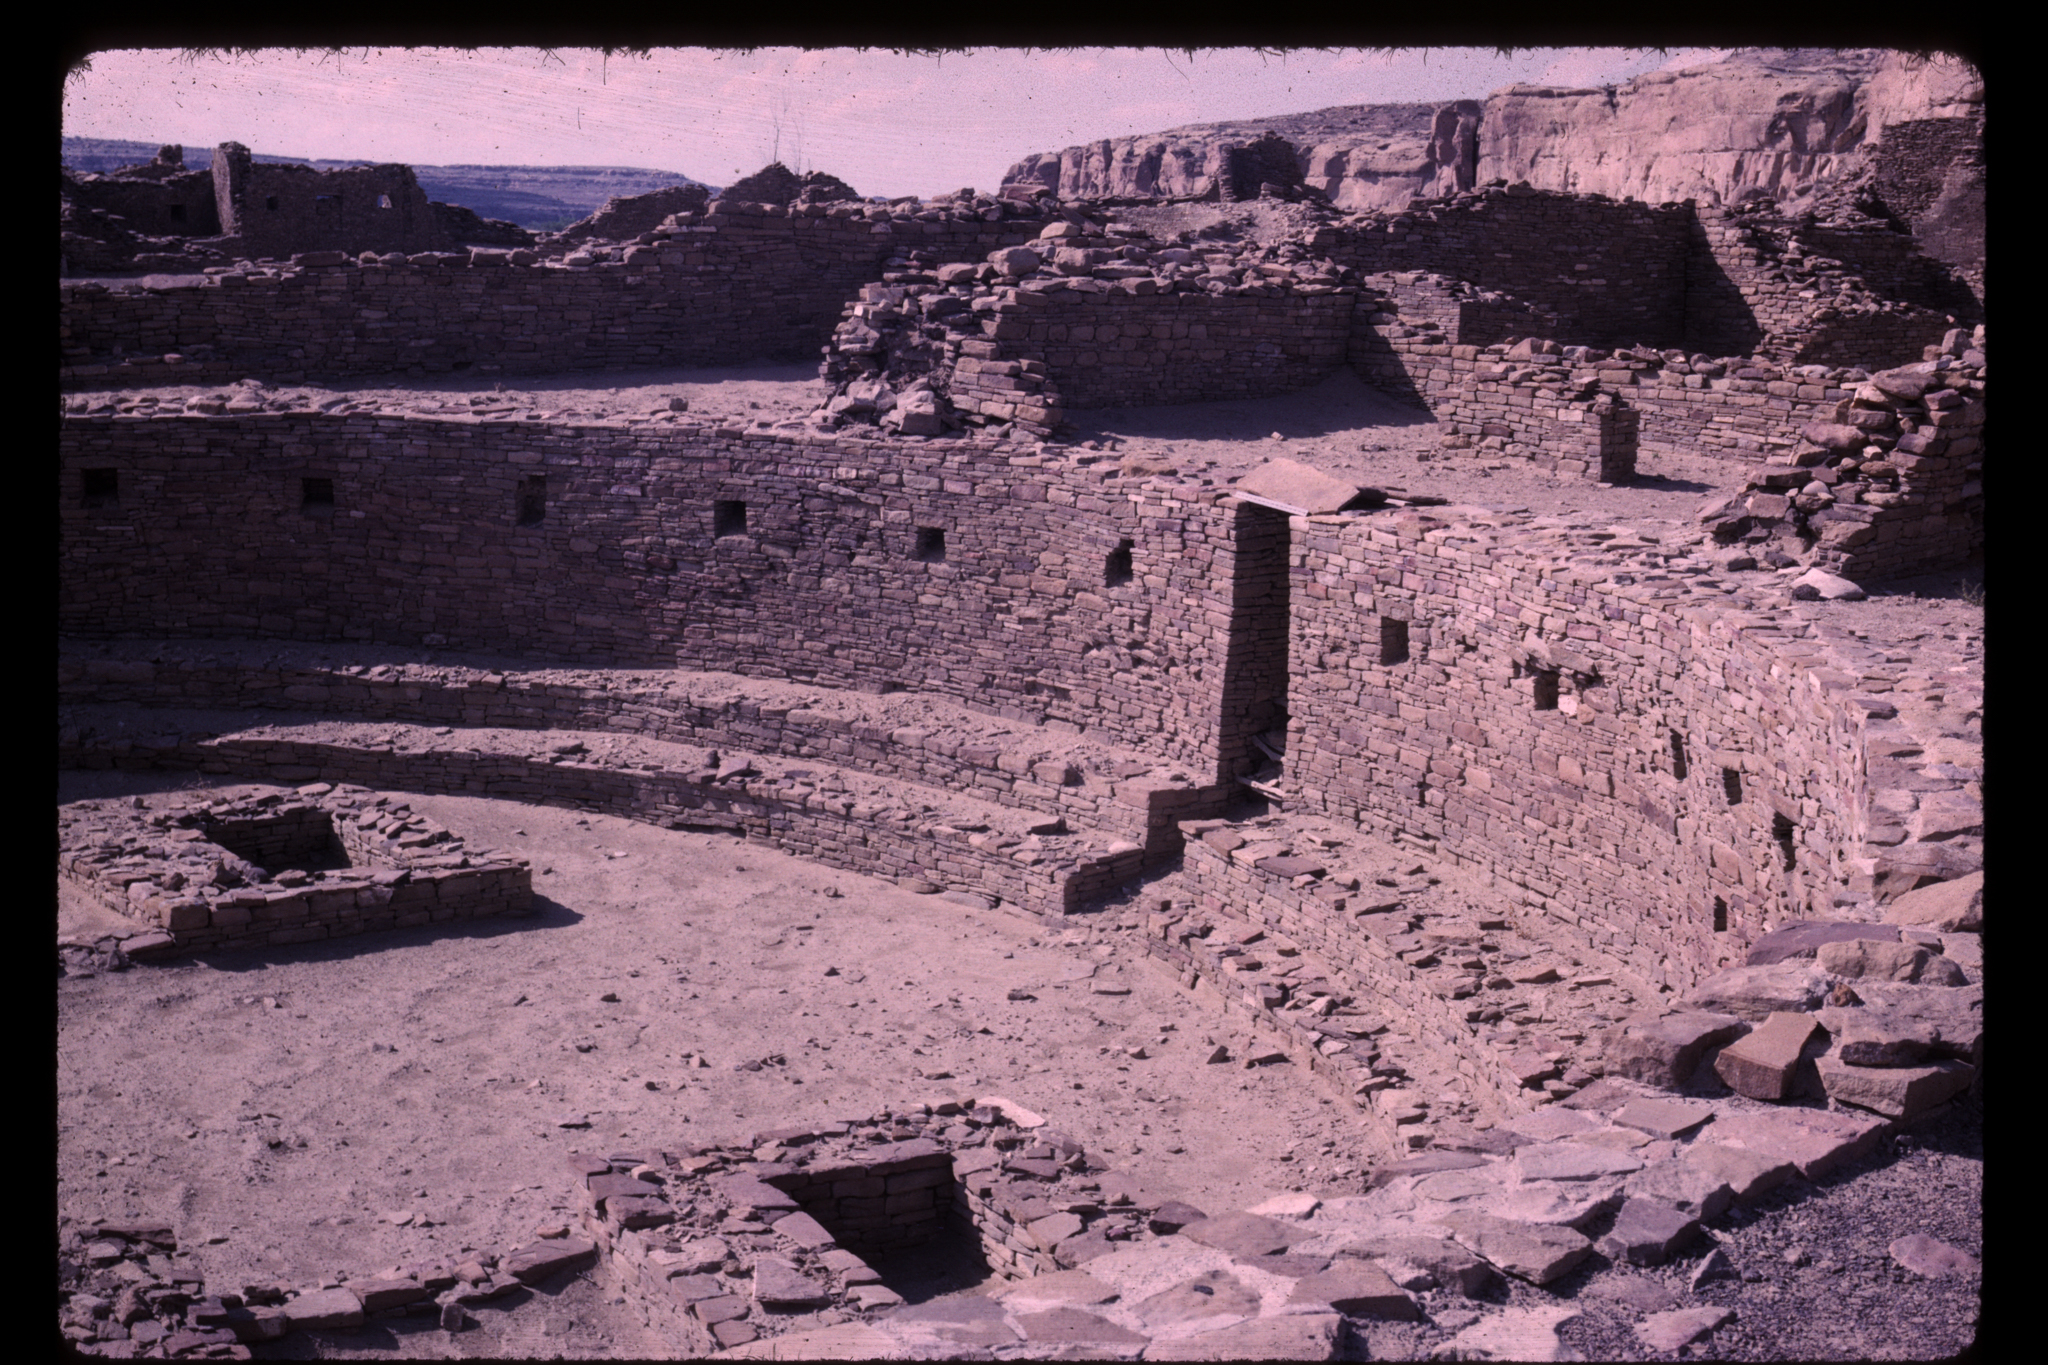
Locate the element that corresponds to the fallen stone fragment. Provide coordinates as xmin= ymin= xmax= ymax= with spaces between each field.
xmin=353 ymin=1278 xmax=429 ymax=1313
xmin=1366 ymin=1150 xmax=1490 ymax=1188
xmin=1707 ymin=1106 xmax=1887 ymax=1180
xmin=769 ymin=1210 xmax=836 ymax=1249
xmin=1600 ymin=1011 xmax=1748 ymax=1089
xmin=1791 ymin=567 xmax=1866 ymax=600
xmin=1154 ymin=1310 xmax=1341 ymax=1360
xmin=1689 ymin=1247 xmax=1739 ymax=1291
xmin=1681 ymin=1143 xmax=1795 ymax=1206
xmin=1339 ymin=1237 xmax=1495 ymax=1295
xmin=1713 ymin=1010 xmax=1824 ymax=1100
xmin=503 ymin=1237 xmax=597 ymax=1285
xmin=1513 ymin=1143 xmax=1644 ymax=1182
xmin=1816 ymin=938 xmax=1964 ymax=984
xmin=751 ymin=1256 xmax=832 ymax=1309
xmin=1816 ymin=984 xmax=1982 ymax=1068
xmin=996 ymin=1268 xmax=1119 ymax=1310
xmin=1178 ymin=1210 xmax=1312 ymax=1258
xmin=1681 ymin=961 xmax=1829 ymax=1020
xmin=716 ymin=1322 xmax=898 ymax=1358
xmin=1287 ymin=1259 xmax=1420 ymax=1319
xmin=1612 ymin=1097 xmax=1716 ymax=1139
xmin=1434 ymin=1303 xmax=1583 ymax=1361
xmin=282 ymin=1287 xmax=363 ymax=1332
xmin=439 ymin=1301 xmax=471 ymax=1333
xmin=882 ymin=1294 xmax=1021 ymax=1349
xmin=1011 ymin=1306 xmax=1149 ymax=1348
xmin=1883 ymin=872 xmax=1983 ymax=932
xmin=1436 ymin=1210 xmax=1594 ymax=1285
xmin=1890 ymin=1233 xmax=1980 ymax=1278
xmin=1745 ymin=920 xmax=1898 ymax=966
xmin=1597 ymin=1198 xmax=1702 ymax=1266
xmin=1637 ymin=1305 xmax=1735 ymax=1351
xmin=1247 ymin=1191 xmax=1321 ymax=1219
xmin=1815 ymin=1056 xmax=1975 ymax=1119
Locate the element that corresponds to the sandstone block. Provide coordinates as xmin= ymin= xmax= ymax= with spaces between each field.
xmin=1816 ymin=938 xmax=1950 ymax=983
xmin=1745 ymin=920 xmax=1897 ymax=966
xmin=1882 ymin=871 xmax=1983 ymax=932
xmin=1713 ymin=1011 xmax=1823 ymax=1100
xmin=1287 ymin=1259 xmax=1419 ymax=1319
xmin=1596 ymin=1197 xmax=1702 ymax=1266
xmin=1681 ymin=961 xmax=1828 ymax=1020
xmin=1600 ymin=1010 xmax=1749 ymax=1089
xmin=282 ymin=1287 xmax=363 ymax=1332
xmin=1436 ymin=1210 xmax=1594 ymax=1285
xmin=1815 ymin=1056 xmax=1974 ymax=1119
xmin=1707 ymin=1107 xmax=1887 ymax=1180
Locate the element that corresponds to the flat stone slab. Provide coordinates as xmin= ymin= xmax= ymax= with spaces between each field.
xmin=1708 ymin=1107 xmax=1889 ymax=1180
xmin=883 ymin=1294 xmax=1021 ymax=1348
xmin=1485 ymin=1179 xmax=1625 ymax=1230
xmin=1683 ymin=1143 xmax=1796 ymax=1204
xmin=1437 ymin=1304 xmax=1582 ymax=1362
xmin=751 ymin=1256 xmax=831 ymax=1309
xmin=503 ymin=1236 xmax=598 ymax=1285
xmin=1623 ymin=1159 xmax=1732 ymax=1224
xmin=1883 ymin=872 xmax=1983 ymax=932
xmin=1332 ymin=1236 xmax=1494 ymax=1295
xmin=1436 ymin=1210 xmax=1594 ymax=1285
xmin=1746 ymin=920 xmax=1898 ymax=966
xmin=1365 ymin=1150 xmax=1490 ymax=1188
xmin=1286 ymin=1260 xmax=1419 ymax=1319
xmin=1890 ymin=1234 xmax=1980 ymax=1278
xmin=281 ymin=1287 xmax=364 ymax=1332
xmin=1236 ymin=457 xmax=1377 ymax=514
xmin=1513 ymin=1143 xmax=1646 ymax=1182
xmin=1504 ymin=1107 xmax=1603 ymax=1140
xmin=1817 ymin=985 xmax=1982 ymax=1067
xmin=1010 ymin=1306 xmax=1149 ymax=1347
xmin=719 ymin=1322 xmax=900 ymax=1359
xmin=995 ymin=1268 xmax=1119 ymax=1309
xmin=1177 ymin=1210 xmax=1314 ymax=1259
xmin=1637 ymin=1306 xmax=1735 ymax=1352
xmin=1597 ymin=1198 xmax=1702 ymax=1266
xmin=1681 ymin=961 xmax=1829 ymax=1020
xmin=1817 ymin=938 xmax=1966 ymax=984
xmin=1612 ymin=1097 xmax=1716 ymax=1138
xmin=1601 ymin=1011 xmax=1749 ymax=1089
xmin=769 ymin=1210 xmax=836 ymax=1249
xmin=714 ymin=1174 xmax=799 ymax=1212
xmin=1131 ymin=1269 xmax=1262 ymax=1332
xmin=1145 ymin=1310 xmax=1342 ymax=1360
xmin=1815 ymin=1056 xmax=1975 ymax=1119
xmin=1246 ymin=1191 xmax=1322 ymax=1219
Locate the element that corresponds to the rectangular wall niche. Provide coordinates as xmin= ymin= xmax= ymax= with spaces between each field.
xmin=1772 ymin=813 xmax=1798 ymax=870
xmin=1379 ymin=617 xmax=1410 ymax=665
xmin=1669 ymin=732 xmax=1689 ymax=780
xmin=713 ymin=500 xmax=748 ymax=538
xmin=301 ymin=477 xmax=335 ymax=518
xmin=1533 ymin=670 xmax=1560 ymax=710
xmin=82 ymin=468 xmax=119 ymax=510
xmin=1104 ymin=539 xmax=1134 ymax=587
xmin=517 ymin=475 xmax=547 ymax=526
xmin=1714 ymin=896 xmax=1728 ymax=932
xmin=1723 ymin=768 xmax=1744 ymax=804
xmin=914 ymin=527 xmax=947 ymax=563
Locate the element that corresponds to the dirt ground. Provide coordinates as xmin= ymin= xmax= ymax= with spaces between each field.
xmin=57 ymin=771 xmax=1384 ymax=1358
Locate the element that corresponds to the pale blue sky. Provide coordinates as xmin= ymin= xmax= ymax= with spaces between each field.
xmin=63 ymin=46 xmax=1733 ymax=198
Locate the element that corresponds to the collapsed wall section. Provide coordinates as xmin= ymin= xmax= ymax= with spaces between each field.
xmin=58 ymin=415 xmax=1260 ymax=784
xmin=1283 ymin=507 xmax=1886 ymax=995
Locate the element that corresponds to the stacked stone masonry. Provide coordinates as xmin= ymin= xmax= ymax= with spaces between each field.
xmin=57 ymin=783 xmax=530 ymax=953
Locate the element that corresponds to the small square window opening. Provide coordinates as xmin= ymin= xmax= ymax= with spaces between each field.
xmin=713 ymin=501 xmax=747 ymax=537
xmin=1380 ymin=617 xmax=1410 ymax=665
xmin=1104 ymin=539 xmax=1134 ymax=587
xmin=82 ymin=468 xmax=119 ymax=509
xmin=301 ymin=477 xmax=335 ymax=517
xmin=517 ymin=475 xmax=547 ymax=526
xmin=1533 ymin=670 xmax=1560 ymax=710
xmin=914 ymin=527 xmax=946 ymax=563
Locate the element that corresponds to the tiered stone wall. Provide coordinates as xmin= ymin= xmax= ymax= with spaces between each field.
xmin=58 ymin=416 xmax=1284 ymax=784
xmin=1283 ymin=506 xmax=1889 ymax=995
xmin=57 ymin=720 xmax=1140 ymax=916
xmin=57 ymin=646 xmax=1232 ymax=862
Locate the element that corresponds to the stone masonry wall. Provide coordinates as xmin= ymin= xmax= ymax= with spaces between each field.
xmin=213 ymin=144 xmax=451 ymax=260
xmin=1283 ymin=506 xmax=1887 ymax=996
xmin=57 ymin=784 xmax=531 ymax=954
xmin=60 ymin=208 xmax=1057 ymax=385
xmin=58 ymin=415 xmax=1270 ymax=784
xmin=1315 ymin=186 xmax=1695 ymax=349
xmin=57 ymin=645 xmax=1232 ymax=864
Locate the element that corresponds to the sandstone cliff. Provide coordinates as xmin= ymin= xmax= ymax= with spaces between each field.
xmin=1001 ymin=48 xmax=1981 ymax=217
